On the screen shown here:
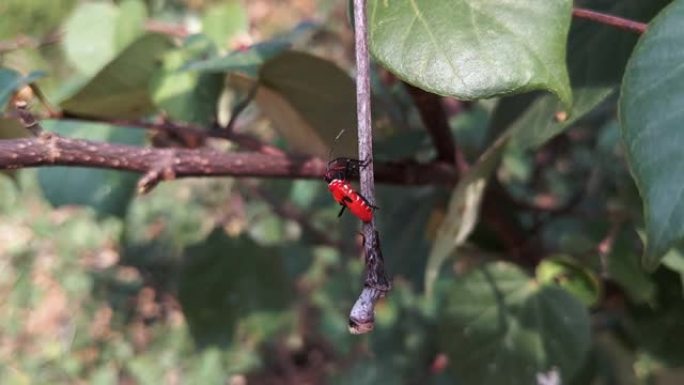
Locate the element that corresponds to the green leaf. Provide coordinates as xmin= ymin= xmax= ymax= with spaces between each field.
xmin=425 ymin=134 xmax=509 ymax=296
xmin=374 ymin=185 xmax=444 ymax=287
xmin=115 ymin=0 xmax=148 ymax=50
xmin=37 ymin=120 xmax=145 ymax=217
xmin=201 ymin=1 xmax=248 ymax=49
xmin=0 ymin=118 xmax=31 ymax=177
xmin=536 ymin=256 xmax=601 ymax=306
xmin=178 ymin=229 xmax=292 ymax=347
xmin=331 ymin=362 xmax=402 ymax=385
xmin=369 ymin=0 xmax=573 ymax=107
xmin=257 ymin=51 xmax=358 ymax=157
xmin=619 ymin=0 xmax=684 ymax=269
xmin=0 ymin=68 xmax=46 ymax=109
xmin=606 ymin=229 xmax=656 ymax=304
xmin=439 ymin=262 xmax=591 ymax=385
xmin=0 ymin=118 xmax=29 ymax=140
xmin=626 ymin=268 xmax=684 ymax=366
xmin=151 ymin=35 xmax=223 ymax=125
xmin=0 ymin=0 xmax=77 ymax=40
xmin=182 ymin=40 xmax=291 ymax=76
xmin=64 ymin=2 xmax=118 ymax=76
xmin=662 ymin=248 xmax=684 ymax=297
xmin=60 ymin=33 xmax=173 ymax=119
xmin=502 ymin=0 xmax=670 ymax=150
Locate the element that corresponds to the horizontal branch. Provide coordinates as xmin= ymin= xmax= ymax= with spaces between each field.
xmin=572 ymin=7 xmax=647 ymax=34
xmin=0 ymin=133 xmax=457 ymax=185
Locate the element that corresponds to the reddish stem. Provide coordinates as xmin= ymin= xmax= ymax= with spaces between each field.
xmin=573 ymin=7 xmax=648 ymax=34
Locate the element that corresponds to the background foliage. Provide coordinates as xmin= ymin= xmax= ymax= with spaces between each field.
xmin=2 ymin=0 xmax=684 ymax=384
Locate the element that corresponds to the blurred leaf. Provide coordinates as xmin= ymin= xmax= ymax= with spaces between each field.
xmin=331 ymin=361 xmax=402 ymax=385
xmin=0 ymin=68 xmax=46 ymax=109
xmin=60 ymin=33 xmax=173 ymax=119
xmin=115 ymin=0 xmax=148 ymax=50
xmin=127 ymin=356 xmax=166 ymax=385
xmin=257 ymin=51 xmax=357 ymax=157
xmin=662 ymin=248 xmax=684 ymax=297
xmin=182 ymin=40 xmax=291 ymax=76
xmin=439 ymin=262 xmax=591 ymax=385
xmin=536 ymin=256 xmax=601 ymax=306
xmin=506 ymin=88 xmax=614 ymax=150
xmin=64 ymin=2 xmax=118 ymax=76
xmin=606 ymin=229 xmax=656 ymax=304
xmin=0 ymin=118 xmax=29 ymax=139
xmin=201 ymin=1 xmax=248 ymax=49
xmin=425 ymin=134 xmax=509 ymax=296
xmin=369 ymin=0 xmax=573 ymax=107
xmin=373 ymin=185 xmax=443 ymax=287
xmin=89 ymin=365 xmax=118 ymax=385
xmin=37 ymin=120 xmax=145 ymax=217
xmin=502 ymin=0 xmax=670 ymax=150
xmin=179 ymin=229 xmax=292 ymax=347
xmin=0 ymin=0 xmax=77 ymax=39
xmin=620 ymin=0 xmax=684 ymax=269
xmin=369 ymin=283 xmax=437 ymax=384
xmin=626 ymin=268 xmax=684 ymax=366
xmin=151 ymin=35 xmax=223 ymax=124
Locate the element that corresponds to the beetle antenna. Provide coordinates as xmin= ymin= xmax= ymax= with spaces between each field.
xmin=328 ymin=128 xmax=346 ymax=161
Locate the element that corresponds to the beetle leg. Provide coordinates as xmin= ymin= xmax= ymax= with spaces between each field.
xmin=338 ymin=204 xmax=347 ymax=217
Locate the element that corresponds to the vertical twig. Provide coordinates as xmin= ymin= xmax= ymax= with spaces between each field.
xmin=348 ymin=0 xmax=391 ymax=334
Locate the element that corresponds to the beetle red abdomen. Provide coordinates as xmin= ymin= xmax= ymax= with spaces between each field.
xmin=328 ymin=179 xmax=373 ymax=223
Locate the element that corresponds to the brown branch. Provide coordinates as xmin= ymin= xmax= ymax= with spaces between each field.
xmin=349 ymin=0 xmax=392 ymax=335
xmin=573 ymin=7 xmax=647 ymax=34
xmin=348 ymin=231 xmax=391 ymax=334
xmin=404 ymin=83 xmax=468 ymax=171
xmin=0 ymin=134 xmax=457 ymax=185
xmin=55 ymin=113 xmax=286 ymax=156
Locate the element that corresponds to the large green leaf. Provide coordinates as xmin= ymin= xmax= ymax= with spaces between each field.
xmin=151 ymin=35 xmax=223 ymax=125
xmin=257 ymin=51 xmax=358 ymax=157
xmin=606 ymin=229 xmax=656 ymax=304
xmin=369 ymin=0 xmax=573 ymax=106
xmin=620 ymin=0 xmax=684 ymax=269
xmin=626 ymin=268 xmax=684 ymax=366
xmin=64 ymin=0 xmax=148 ymax=76
xmin=115 ymin=0 xmax=148 ymax=50
xmin=201 ymin=1 xmax=248 ymax=49
xmin=439 ymin=262 xmax=591 ymax=385
xmin=178 ymin=229 xmax=292 ymax=347
xmin=60 ymin=33 xmax=173 ymax=119
xmin=425 ymin=134 xmax=509 ymax=296
xmin=63 ymin=2 xmax=118 ymax=76
xmin=502 ymin=0 xmax=671 ymax=150
xmin=182 ymin=40 xmax=291 ymax=76
xmin=37 ymin=120 xmax=145 ymax=217
xmin=0 ymin=0 xmax=76 ymax=39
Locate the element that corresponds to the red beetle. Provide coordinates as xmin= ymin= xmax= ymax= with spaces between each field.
xmin=324 ymin=157 xmax=377 ymax=223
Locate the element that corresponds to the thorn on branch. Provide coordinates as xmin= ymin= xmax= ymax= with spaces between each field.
xmin=137 ymin=151 xmax=178 ymax=194
xmin=14 ymin=100 xmax=42 ymax=136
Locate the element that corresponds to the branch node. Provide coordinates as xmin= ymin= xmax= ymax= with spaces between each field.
xmin=14 ymin=100 xmax=42 ymax=136
xmin=137 ymin=151 xmax=177 ymax=194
